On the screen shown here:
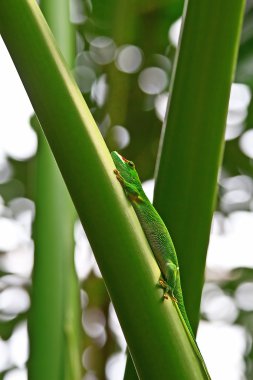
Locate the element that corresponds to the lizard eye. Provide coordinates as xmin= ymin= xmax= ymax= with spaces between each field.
xmin=128 ymin=161 xmax=135 ymax=168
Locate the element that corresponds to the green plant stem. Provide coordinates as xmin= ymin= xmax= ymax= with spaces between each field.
xmin=0 ymin=1 xmax=208 ymax=377
xmin=29 ymin=129 xmax=72 ymax=380
xmin=39 ymin=2 xmax=82 ymax=378
xmin=154 ymin=0 xmax=245 ymax=334
xmin=28 ymin=1 xmax=81 ymax=379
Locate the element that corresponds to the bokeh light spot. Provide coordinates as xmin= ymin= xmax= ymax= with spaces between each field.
xmin=105 ymin=353 xmax=126 ymax=380
xmin=70 ymin=0 xmax=87 ymax=24
xmin=74 ymin=66 xmax=96 ymax=93
xmin=116 ymin=45 xmax=143 ymax=73
xmin=235 ymin=282 xmax=253 ymax=311
xmin=9 ymin=323 xmax=28 ymax=367
xmin=107 ymin=126 xmax=130 ymax=150
xmin=91 ymin=74 xmax=108 ymax=107
xmin=138 ymin=67 xmax=168 ymax=95
xmin=202 ymin=284 xmax=238 ymax=323
xmin=82 ymin=308 xmax=105 ymax=340
xmin=0 ymin=340 xmax=8 ymax=372
xmin=90 ymin=37 xmax=116 ymax=65
xmin=168 ymin=18 xmax=182 ymax=47
xmin=154 ymin=92 xmax=169 ymax=121
xmin=0 ymin=218 xmax=30 ymax=251
xmin=228 ymin=83 xmax=251 ymax=112
xmin=0 ymin=244 xmax=33 ymax=278
xmin=108 ymin=303 xmax=126 ymax=351
xmin=0 ymin=287 xmax=30 ymax=315
xmin=239 ymin=129 xmax=253 ymax=159
xmin=3 ymin=369 xmax=27 ymax=380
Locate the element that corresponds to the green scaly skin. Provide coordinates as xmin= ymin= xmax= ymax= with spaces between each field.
xmin=111 ymin=151 xmax=211 ymax=379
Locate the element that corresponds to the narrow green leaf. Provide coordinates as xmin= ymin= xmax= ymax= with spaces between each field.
xmin=154 ymin=0 xmax=246 ymax=333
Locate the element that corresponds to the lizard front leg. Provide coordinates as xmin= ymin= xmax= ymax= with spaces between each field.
xmin=159 ymin=261 xmax=179 ymax=302
xmin=113 ymin=169 xmax=142 ymax=202
xmin=159 ymin=277 xmax=178 ymax=302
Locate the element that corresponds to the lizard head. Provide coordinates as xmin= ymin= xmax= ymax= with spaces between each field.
xmin=111 ymin=151 xmax=142 ymax=190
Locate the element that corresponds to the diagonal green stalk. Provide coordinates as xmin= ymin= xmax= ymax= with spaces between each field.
xmin=0 ymin=0 xmax=208 ymax=377
xmin=154 ymin=0 xmax=245 ymax=334
xmin=28 ymin=1 xmax=81 ymax=379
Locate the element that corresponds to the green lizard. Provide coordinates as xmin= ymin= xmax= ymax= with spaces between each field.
xmin=111 ymin=151 xmax=211 ymax=379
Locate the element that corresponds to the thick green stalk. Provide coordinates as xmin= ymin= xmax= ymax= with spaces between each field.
xmin=0 ymin=1 xmax=208 ymax=377
xmin=154 ymin=0 xmax=245 ymax=333
xmin=28 ymin=1 xmax=81 ymax=379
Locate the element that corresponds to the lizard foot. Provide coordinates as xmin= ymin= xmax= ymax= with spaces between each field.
xmin=158 ymin=277 xmax=178 ymax=303
xmin=159 ymin=278 xmax=167 ymax=288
